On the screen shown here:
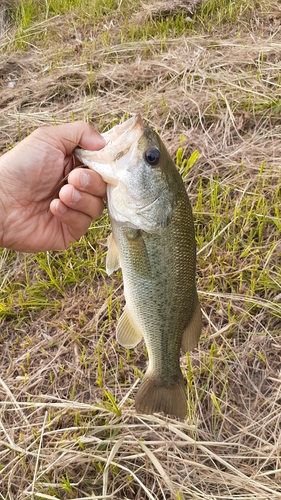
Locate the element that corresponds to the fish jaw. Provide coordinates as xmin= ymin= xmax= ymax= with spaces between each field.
xmin=74 ymin=114 xmax=144 ymax=186
xmin=101 ymin=114 xmax=144 ymax=145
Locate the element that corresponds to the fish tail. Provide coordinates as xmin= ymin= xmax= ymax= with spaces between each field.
xmin=135 ymin=373 xmax=187 ymax=419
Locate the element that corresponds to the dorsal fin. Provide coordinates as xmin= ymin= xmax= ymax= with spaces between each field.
xmin=181 ymin=294 xmax=202 ymax=352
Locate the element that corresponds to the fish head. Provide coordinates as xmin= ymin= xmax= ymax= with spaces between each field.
xmin=75 ymin=115 xmax=179 ymax=232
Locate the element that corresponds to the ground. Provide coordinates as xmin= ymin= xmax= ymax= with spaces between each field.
xmin=0 ymin=0 xmax=281 ymax=499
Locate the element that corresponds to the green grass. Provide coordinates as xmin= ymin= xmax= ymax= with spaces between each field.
xmin=3 ymin=0 xmax=269 ymax=54
xmin=12 ymin=0 xmax=122 ymax=27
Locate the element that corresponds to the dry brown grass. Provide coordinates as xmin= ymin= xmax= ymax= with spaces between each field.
xmin=0 ymin=0 xmax=281 ymax=499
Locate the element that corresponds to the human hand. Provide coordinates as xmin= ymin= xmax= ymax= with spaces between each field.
xmin=0 ymin=121 xmax=106 ymax=252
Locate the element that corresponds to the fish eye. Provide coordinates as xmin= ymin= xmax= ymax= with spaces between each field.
xmin=144 ymin=148 xmax=160 ymax=166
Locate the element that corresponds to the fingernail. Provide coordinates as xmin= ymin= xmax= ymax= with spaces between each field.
xmin=72 ymin=187 xmax=82 ymax=203
xmin=57 ymin=201 xmax=67 ymax=213
xmin=80 ymin=171 xmax=90 ymax=189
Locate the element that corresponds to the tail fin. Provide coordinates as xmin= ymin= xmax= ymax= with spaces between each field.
xmin=135 ymin=374 xmax=187 ymax=419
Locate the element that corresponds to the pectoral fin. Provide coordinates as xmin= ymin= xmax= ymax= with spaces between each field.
xmin=124 ymin=228 xmax=151 ymax=279
xmin=106 ymin=233 xmax=120 ymax=275
xmin=181 ymin=293 xmax=202 ymax=352
xmin=116 ymin=307 xmax=143 ymax=348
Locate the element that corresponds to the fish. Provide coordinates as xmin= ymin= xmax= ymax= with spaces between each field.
xmin=75 ymin=115 xmax=201 ymax=419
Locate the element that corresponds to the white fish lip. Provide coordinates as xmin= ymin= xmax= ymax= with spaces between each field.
xmin=74 ymin=114 xmax=144 ymax=185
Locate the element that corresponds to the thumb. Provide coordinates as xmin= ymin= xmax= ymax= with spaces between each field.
xmin=45 ymin=121 xmax=106 ymax=156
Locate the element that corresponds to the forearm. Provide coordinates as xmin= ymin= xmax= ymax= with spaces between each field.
xmin=0 ymin=156 xmax=8 ymax=249
xmin=0 ymin=204 xmax=4 ymax=249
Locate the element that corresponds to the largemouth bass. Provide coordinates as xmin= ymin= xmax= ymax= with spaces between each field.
xmin=75 ymin=115 xmax=201 ymax=418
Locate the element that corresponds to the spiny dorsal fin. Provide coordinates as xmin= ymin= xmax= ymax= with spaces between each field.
xmin=181 ymin=293 xmax=202 ymax=352
xmin=116 ymin=307 xmax=143 ymax=348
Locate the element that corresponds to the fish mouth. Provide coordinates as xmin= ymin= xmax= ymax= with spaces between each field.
xmin=74 ymin=114 xmax=144 ymax=185
xmin=101 ymin=114 xmax=144 ymax=164
xmin=102 ymin=114 xmax=143 ymax=146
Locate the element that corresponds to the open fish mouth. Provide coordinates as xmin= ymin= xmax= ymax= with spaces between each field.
xmin=102 ymin=114 xmax=143 ymax=147
xmin=75 ymin=114 xmax=143 ymax=165
xmin=74 ymin=114 xmax=144 ymax=185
